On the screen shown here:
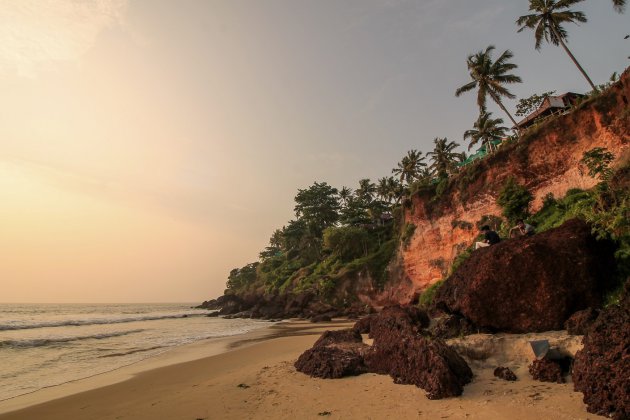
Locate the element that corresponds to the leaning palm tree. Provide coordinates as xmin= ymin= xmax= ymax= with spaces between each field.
xmin=612 ymin=0 xmax=626 ymax=13
xmin=516 ymin=0 xmax=596 ymax=91
xmin=455 ymin=45 xmax=522 ymax=131
xmin=463 ymin=112 xmax=509 ymax=153
xmin=427 ymin=137 xmax=460 ymax=179
xmin=392 ymin=149 xmax=427 ymax=185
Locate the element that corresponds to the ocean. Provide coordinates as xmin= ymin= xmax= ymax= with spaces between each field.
xmin=0 ymin=303 xmax=270 ymax=401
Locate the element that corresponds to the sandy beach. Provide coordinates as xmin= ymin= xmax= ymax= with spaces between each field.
xmin=0 ymin=320 xmax=597 ymax=420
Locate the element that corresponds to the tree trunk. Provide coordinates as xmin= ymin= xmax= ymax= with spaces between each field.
xmin=489 ymin=91 xmax=521 ymax=136
xmin=550 ymin=26 xmax=597 ymax=91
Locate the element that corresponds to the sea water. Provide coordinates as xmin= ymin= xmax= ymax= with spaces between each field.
xmin=0 ymin=303 xmax=270 ymax=401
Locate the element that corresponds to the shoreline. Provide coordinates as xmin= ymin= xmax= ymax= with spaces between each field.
xmin=0 ymin=319 xmax=349 ymax=416
xmin=0 ymin=320 xmax=598 ymax=420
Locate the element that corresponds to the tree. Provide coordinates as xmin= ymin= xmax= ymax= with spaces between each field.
xmin=612 ymin=0 xmax=626 ymax=13
xmin=455 ymin=45 xmax=522 ymax=131
xmin=392 ymin=149 xmax=427 ymax=185
xmin=516 ymin=0 xmax=596 ymax=91
xmin=376 ymin=177 xmax=391 ymax=203
xmin=339 ymin=186 xmax=353 ymax=207
xmin=294 ymin=182 xmax=340 ymax=236
xmin=515 ymin=90 xmax=556 ymax=117
xmin=497 ymin=177 xmax=533 ymax=223
xmin=356 ymin=178 xmax=377 ymax=202
xmin=463 ymin=112 xmax=509 ymax=152
xmin=427 ymin=137 xmax=460 ymax=179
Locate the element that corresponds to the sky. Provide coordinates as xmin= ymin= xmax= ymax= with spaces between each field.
xmin=0 ymin=0 xmax=628 ymax=303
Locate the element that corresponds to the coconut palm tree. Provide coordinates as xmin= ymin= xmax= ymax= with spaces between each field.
xmin=612 ymin=0 xmax=626 ymax=13
xmin=427 ymin=137 xmax=461 ymax=179
xmin=455 ymin=46 xmax=522 ymax=131
xmin=376 ymin=177 xmax=391 ymax=203
xmin=356 ymin=178 xmax=377 ymax=202
xmin=392 ymin=149 xmax=427 ymax=185
xmin=463 ymin=112 xmax=509 ymax=152
xmin=516 ymin=0 xmax=596 ymax=91
xmin=339 ymin=186 xmax=353 ymax=207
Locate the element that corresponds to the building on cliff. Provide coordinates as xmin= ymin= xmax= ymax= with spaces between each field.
xmin=515 ymin=92 xmax=584 ymax=130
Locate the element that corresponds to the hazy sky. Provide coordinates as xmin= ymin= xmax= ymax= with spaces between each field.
xmin=0 ymin=0 xmax=627 ymax=303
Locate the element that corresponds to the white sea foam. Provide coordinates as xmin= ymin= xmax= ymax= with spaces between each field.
xmin=0 ymin=303 xmax=271 ymax=401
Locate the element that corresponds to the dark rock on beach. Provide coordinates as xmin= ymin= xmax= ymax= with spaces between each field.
xmin=434 ymin=219 xmax=616 ymax=333
xmin=296 ymin=306 xmax=472 ymax=399
xmin=573 ymin=280 xmax=630 ymax=420
xmin=528 ymin=357 xmax=565 ymax=383
xmin=366 ymin=305 xmax=430 ymax=339
xmin=493 ymin=366 xmax=517 ymax=381
xmin=294 ymin=328 xmax=368 ymax=379
xmin=294 ymin=346 xmax=368 ymax=379
xmin=429 ymin=314 xmax=478 ymax=339
xmin=364 ymin=329 xmax=473 ymax=399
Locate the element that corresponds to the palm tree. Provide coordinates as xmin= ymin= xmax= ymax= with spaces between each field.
xmin=356 ymin=178 xmax=377 ymax=202
xmin=455 ymin=46 xmax=522 ymax=131
xmin=463 ymin=112 xmax=509 ymax=152
xmin=427 ymin=137 xmax=460 ymax=179
xmin=339 ymin=186 xmax=353 ymax=206
xmin=516 ymin=0 xmax=596 ymax=91
xmin=376 ymin=177 xmax=391 ymax=203
xmin=392 ymin=150 xmax=427 ymax=185
xmin=612 ymin=0 xmax=626 ymax=13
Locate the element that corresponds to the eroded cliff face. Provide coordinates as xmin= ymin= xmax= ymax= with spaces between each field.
xmin=374 ymin=70 xmax=630 ymax=306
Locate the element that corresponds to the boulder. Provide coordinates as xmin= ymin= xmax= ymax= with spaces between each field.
xmin=434 ymin=219 xmax=616 ymax=333
xmin=364 ymin=331 xmax=473 ymax=399
xmin=573 ymin=280 xmax=630 ymax=420
xmin=352 ymin=315 xmax=374 ymax=334
xmin=294 ymin=328 xmax=368 ymax=379
xmin=312 ymin=329 xmax=363 ymax=348
xmin=429 ymin=314 xmax=478 ymax=339
xmin=367 ymin=305 xmax=430 ymax=339
xmin=296 ymin=307 xmax=472 ymax=399
xmin=564 ymin=307 xmax=599 ymax=335
xmin=294 ymin=346 xmax=367 ymax=379
xmin=493 ymin=366 xmax=517 ymax=381
xmin=528 ymin=357 xmax=565 ymax=383
xmin=310 ymin=314 xmax=332 ymax=323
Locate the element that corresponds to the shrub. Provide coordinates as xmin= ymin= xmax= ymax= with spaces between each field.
xmin=418 ymin=280 xmax=443 ymax=308
xmin=497 ymin=177 xmax=532 ymax=224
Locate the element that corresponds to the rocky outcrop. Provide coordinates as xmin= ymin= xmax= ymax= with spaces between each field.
xmin=572 ymin=280 xmax=630 ymax=420
xmin=493 ymin=366 xmax=517 ymax=381
xmin=564 ymin=307 xmax=599 ymax=335
xmin=429 ymin=314 xmax=478 ymax=339
xmin=364 ymin=329 xmax=473 ymax=399
xmin=528 ymin=357 xmax=565 ymax=383
xmin=296 ymin=305 xmax=472 ymax=399
xmin=294 ymin=329 xmax=368 ymax=379
xmin=433 ymin=219 xmax=616 ymax=333
xmin=366 ymin=305 xmax=430 ymax=338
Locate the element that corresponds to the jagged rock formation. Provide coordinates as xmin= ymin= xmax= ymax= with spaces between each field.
xmin=294 ymin=329 xmax=368 ymax=379
xmin=493 ymin=366 xmax=517 ymax=381
xmin=295 ymin=306 xmax=473 ymax=400
xmin=572 ymin=280 xmax=630 ymax=420
xmin=528 ymin=357 xmax=565 ymax=383
xmin=433 ymin=219 xmax=616 ymax=333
